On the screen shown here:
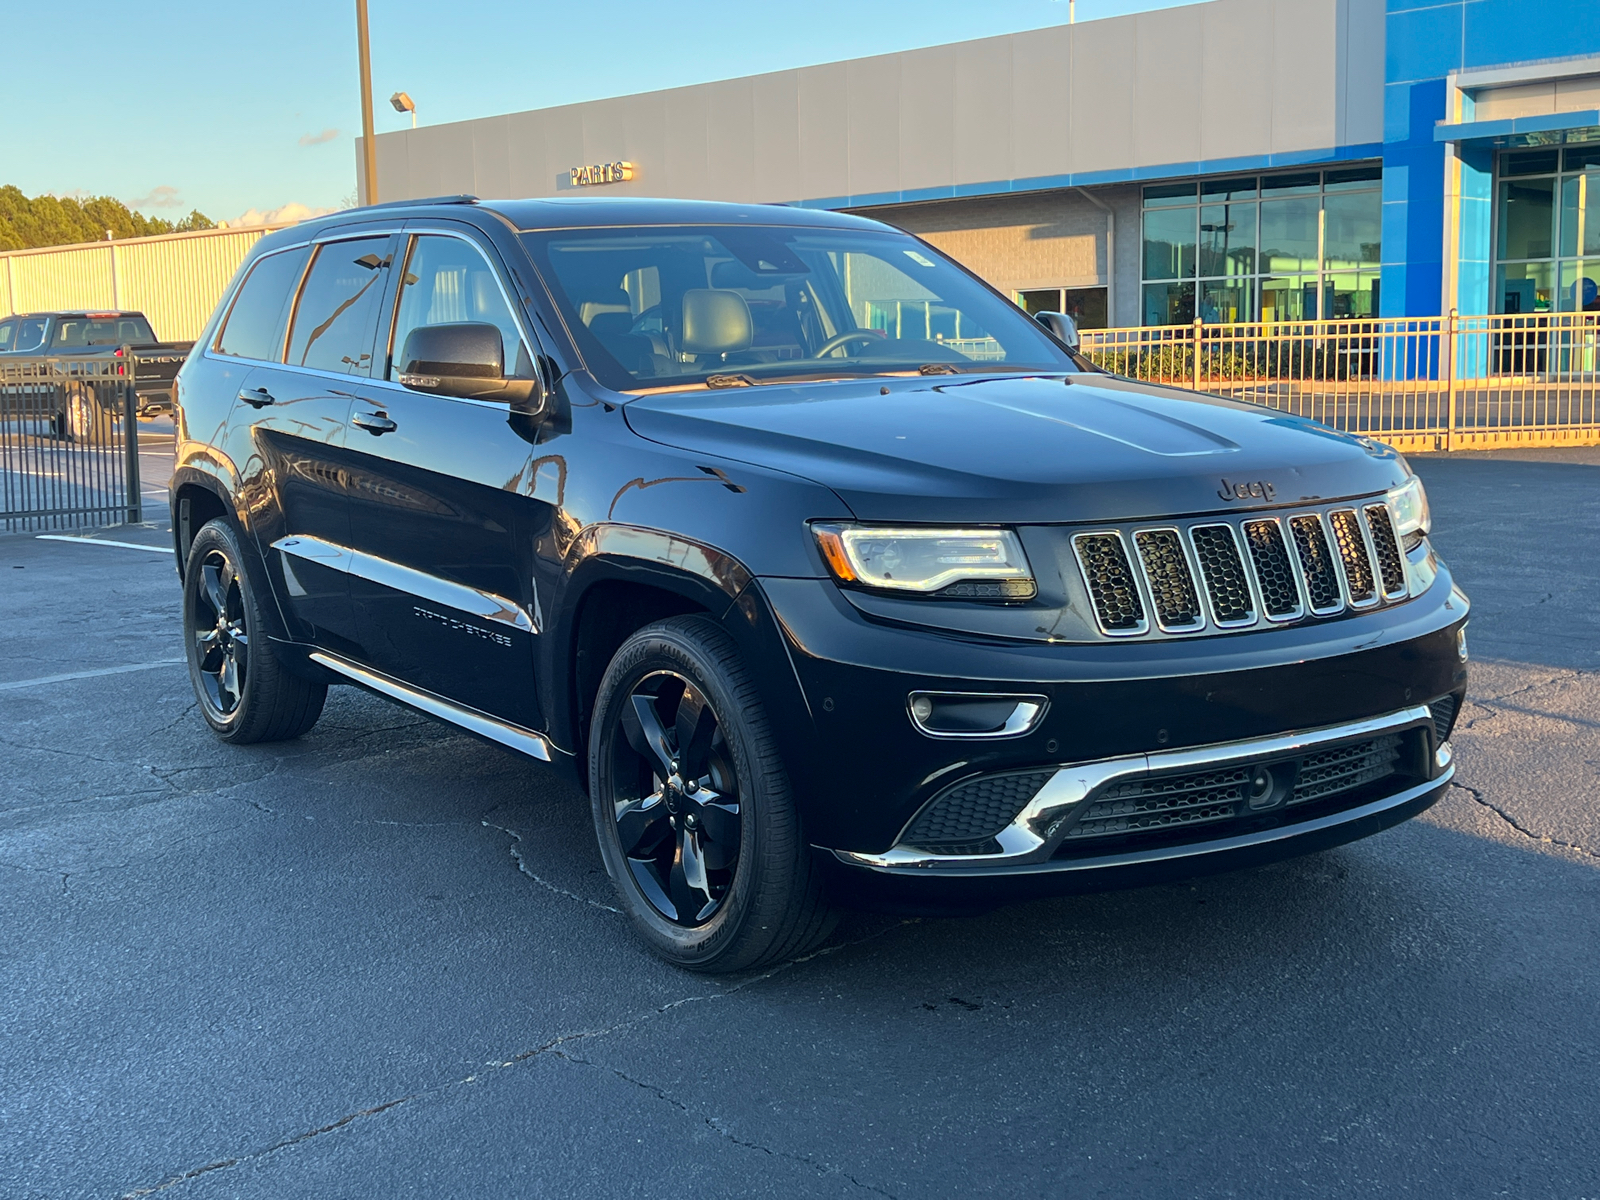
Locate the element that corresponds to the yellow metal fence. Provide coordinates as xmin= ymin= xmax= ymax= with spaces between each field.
xmin=1079 ymin=314 xmax=1600 ymax=453
xmin=0 ymin=224 xmax=293 ymax=342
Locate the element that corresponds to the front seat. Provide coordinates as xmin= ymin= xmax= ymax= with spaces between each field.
xmin=679 ymin=289 xmax=752 ymax=361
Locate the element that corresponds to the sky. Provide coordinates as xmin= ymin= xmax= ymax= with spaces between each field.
xmin=0 ymin=0 xmax=1203 ymax=227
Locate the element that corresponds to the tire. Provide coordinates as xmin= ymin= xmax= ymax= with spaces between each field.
xmin=60 ymin=383 xmax=115 ymax=445
xmin=183 ymin=517 xmax=327 ymax=743
xmin=589 ymin=615 xmax=836 ymax=972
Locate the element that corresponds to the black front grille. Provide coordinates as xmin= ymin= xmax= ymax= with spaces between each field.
xmin=1055 ymin=733 xmax=1408 ymax=854
xmin=1190 ymin=524 xmax=1255 ymax=624
xmin=901 ymin=770 xmax=1055 ymax=852
xmin=1135 ymin=529 xmax=1203 ymax=630
xmin=1364 ymin=504 xmax=1407 ymax=598
xmin=1242 ymin=519 xmax=1301 ymax=618
xmin=1074 ymin=533 xmax=1146 ymax=633
xmin=1285 ymin=734 xmax=1402 ymax=805
xmin=1328 ymin=509 xmax=1376 ymax=603
xmin=1289 ymin=515 xmax=1344 ymax=613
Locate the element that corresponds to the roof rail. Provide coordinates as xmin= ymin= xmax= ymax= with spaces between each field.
xmin=359 ymin=194 xmax=479 ymax=211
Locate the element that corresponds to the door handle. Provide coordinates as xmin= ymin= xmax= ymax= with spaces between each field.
xmin=351 ymin=410 xmax=398 ymax=435
xmin=238 ymin=386 xmax=275 ymax=408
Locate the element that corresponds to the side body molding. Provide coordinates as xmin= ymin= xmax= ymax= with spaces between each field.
xmin=273 ymin=535 xmax=537 ymax=633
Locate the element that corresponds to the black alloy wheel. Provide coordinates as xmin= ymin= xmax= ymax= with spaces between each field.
xmin=190 ymin=546 xmax=250 ymax=719
xmin=183 ymin=518 xmax=327 ymax=743
xmin=589 ymin=615 xmax=835 ymax=972
xmin=611 ymin=671 xmax=743 ymax=926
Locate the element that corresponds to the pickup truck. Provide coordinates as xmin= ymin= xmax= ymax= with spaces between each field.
xmin=0 ymin=310 xmax=194 ymax=442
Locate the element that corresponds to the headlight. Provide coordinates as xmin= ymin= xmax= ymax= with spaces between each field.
xmin=813 ymin=524 xmax=1036 ymax=599
xmin=1387 ymin=476 xmax=1431 ymax=540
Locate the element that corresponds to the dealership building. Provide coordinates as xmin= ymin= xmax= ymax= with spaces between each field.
xmin=364 ymin=0 xmax=1600 ymax=329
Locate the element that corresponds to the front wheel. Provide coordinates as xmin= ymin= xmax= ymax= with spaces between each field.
xmin=183 ymin=518 xmax=327 ymax=743
xmin=589 ymin=615 xmax=835 ymax=972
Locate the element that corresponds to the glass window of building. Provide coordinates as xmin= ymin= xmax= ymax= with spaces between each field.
xmin=1494 ymin=145 xmax=1600 ymax=314
xmin=1017 ymin=287 xmax=1108 ymax=330
xmin=1139 ymin=166 xmax=1381 ymax=324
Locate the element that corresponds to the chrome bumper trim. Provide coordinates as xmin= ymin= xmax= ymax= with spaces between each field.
xmin=833 ymin=704 xmax=1439 ymax=872
xmin=309 ymin=650 xmax=553 ymax=761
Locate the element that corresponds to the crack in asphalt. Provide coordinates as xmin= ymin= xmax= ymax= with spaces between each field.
xmin=1450 ymin=780 xmax=1600 ymax=862
xmin=116 ymin=920 xmax=917 ymax=1198
xmin=553 ymin=1051 xmax=901 ymax=1197
xmin=480 ymin=818 xmax=623 ymax=915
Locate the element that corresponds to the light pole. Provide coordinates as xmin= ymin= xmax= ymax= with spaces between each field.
xmin=390 ymin=91 xmax=416 ymax=129
xmin=356 ymin=0 xmax=378 ymax=204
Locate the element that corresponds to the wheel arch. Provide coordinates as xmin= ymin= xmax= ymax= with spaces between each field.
xmin=170 ymin=471 xmax=235 ymax=581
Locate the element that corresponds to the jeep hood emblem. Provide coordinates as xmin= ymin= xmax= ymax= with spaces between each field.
xmin=1219 ymin=477 xmax=1275 ymax=501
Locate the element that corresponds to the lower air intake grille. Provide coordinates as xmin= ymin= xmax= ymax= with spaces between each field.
xmin=1329 ymin=509 xmax=1377 ymax=603
xmin=1135 ymin=529 xmax=1204 ymax=630
xmin=1286 ymin=734 xmax=1402 ymax=805
xmin=1190 ymin=524 xmax=1255 ymax=625
xmin=1289 ymin=515 xmax=1344 ymax=613
xmin=1242 ymin=520 xmax=1301 ymax=618
xmin=1074 ymin=534 xmax=1146 ymax=634
xmin=1057 ymin=734 xmax=1406 ymax=850
xmin=1430 ymin=695 xmax=1458 ymax=744
xmin=1364 ymin=504 xmax=1407 ymax=597
xmin=902 ymin=771 xmax=1055 ymax=852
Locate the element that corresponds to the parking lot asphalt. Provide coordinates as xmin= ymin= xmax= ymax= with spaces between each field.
xmin=2 ymin=447 xmax=1597 ymax=1199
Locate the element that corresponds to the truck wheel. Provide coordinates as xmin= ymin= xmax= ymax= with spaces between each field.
xmin=61 ymin=384 xmax=115 ymax=445
xmin=183 ymin=518 xmax=327 ymax=743
xmin=589 ymin=615 xmax=836 ymax=973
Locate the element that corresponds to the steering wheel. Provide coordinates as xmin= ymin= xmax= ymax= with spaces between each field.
xmin=814 ymin=330 xmax=884 ymax=358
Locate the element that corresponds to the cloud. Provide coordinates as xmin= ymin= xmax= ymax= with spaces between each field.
xmin=225 ymin=202 xmax=338 ymax=229
xmin=130 ymin=185 xmax=183 ymax=209
xmin=298 ymin=128 xmax=341 ymax=147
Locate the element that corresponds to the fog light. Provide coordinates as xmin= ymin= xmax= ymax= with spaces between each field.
xmin=907 ymin=692 xmax=1047 ymax=739
xmin=1436 ymin=740 xmax=1453 ymax=771
xmin=1457 ymin=627 xmax=1469 ymax=662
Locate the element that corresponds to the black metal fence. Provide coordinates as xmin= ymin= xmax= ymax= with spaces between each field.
xmin=1 ymin=354 xmax=142 ymax=532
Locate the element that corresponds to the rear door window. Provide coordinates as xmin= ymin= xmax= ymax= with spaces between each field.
xmin=285 ymin=237 xmax=393 ymax=376
xmin=216 ymin=246 xmax=312 ymax=361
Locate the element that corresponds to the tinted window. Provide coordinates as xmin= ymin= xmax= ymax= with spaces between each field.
xmin=0 ymin=320 xmax=14 ymax=352
xmin=521 ymin=225 xmax=1075 ymax=391
xmin=285 ymin=237 xmax=391 ymax=376
xmin=13 ymin=319 xmax=48 ymax=353
xmin=51 ymin=315 xmax=157 ymax=348
xmin=388 ymin=235 xmax=530 ymax=380
xmin=216 ymin=246 xmax=311 ymax=361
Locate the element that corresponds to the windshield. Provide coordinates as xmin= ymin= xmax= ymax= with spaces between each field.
xmin=50 ymin=314 xmax=157 ymax=349
xmin=521 ymin=224 xmax=1078 ymax=391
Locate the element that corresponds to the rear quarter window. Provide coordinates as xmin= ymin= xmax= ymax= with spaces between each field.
xmin=216 ymin=247 xmax=312 ymax=362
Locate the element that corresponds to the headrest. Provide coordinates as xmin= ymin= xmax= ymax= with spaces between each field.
xmin=680 ymin=289 xmax=752 ymax=355
xmin=588 ymin=311 xmax=634 ymax=340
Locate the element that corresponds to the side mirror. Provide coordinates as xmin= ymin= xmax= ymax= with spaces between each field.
xmin=398 ymin=322 xmax=545 ymax=412
xmin=1034 ymin=310 xmax=1080 ymax=351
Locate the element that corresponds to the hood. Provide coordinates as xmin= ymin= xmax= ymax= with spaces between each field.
xmin=622 ymin=373 xmax=1409 ymax=524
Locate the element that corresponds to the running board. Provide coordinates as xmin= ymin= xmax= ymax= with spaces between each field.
xmin=309 ymin=651 xmax=553 ymax=762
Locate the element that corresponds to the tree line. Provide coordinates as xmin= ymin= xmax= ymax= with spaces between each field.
xmin=0 ymin=186 xmax=215 ymax=252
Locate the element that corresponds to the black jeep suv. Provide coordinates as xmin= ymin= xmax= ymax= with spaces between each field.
xmin=171 ymin=196 xmax=1468 ymax=971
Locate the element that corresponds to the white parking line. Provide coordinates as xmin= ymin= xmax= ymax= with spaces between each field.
xmin=35 ymin=535 xmax=171 ymax=554
xmin=0 ymin=659 xmax=185 ymax=692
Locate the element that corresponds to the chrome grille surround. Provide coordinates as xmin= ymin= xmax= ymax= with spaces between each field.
xmin=1363 ymin=503 xmax=1409 ymax=600
xmin=1132 ymin=528 xmax=1206 ymax=632
xmin=1068 ymin=496 xmax=1416 ymax=639
xmin=1188 ymin=523 xmax=1258 ymax=627
xmin=1071 ymin=531 xmax=1149 ymax=637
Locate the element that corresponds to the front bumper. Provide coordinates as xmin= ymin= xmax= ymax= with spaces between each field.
xmin=832 ymin=704 xmax=1451 ymax=876
xmin=752 ymin=562 xmax=1468 ymax=858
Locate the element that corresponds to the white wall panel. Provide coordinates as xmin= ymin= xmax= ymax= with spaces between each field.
xmin=1200 ymin=0 xmax=1276 ymax=162
xmin=1133 ymin=6 xmax=1204 ymax=169
xmin=1069 ymin=13 xmax=1138 ymax=176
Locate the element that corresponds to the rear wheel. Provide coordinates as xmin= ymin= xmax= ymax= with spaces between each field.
xmin=589 ymin=615 xmax=835 ymax=972
xmin=183 ymin=518 xmax=326 ymax=743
